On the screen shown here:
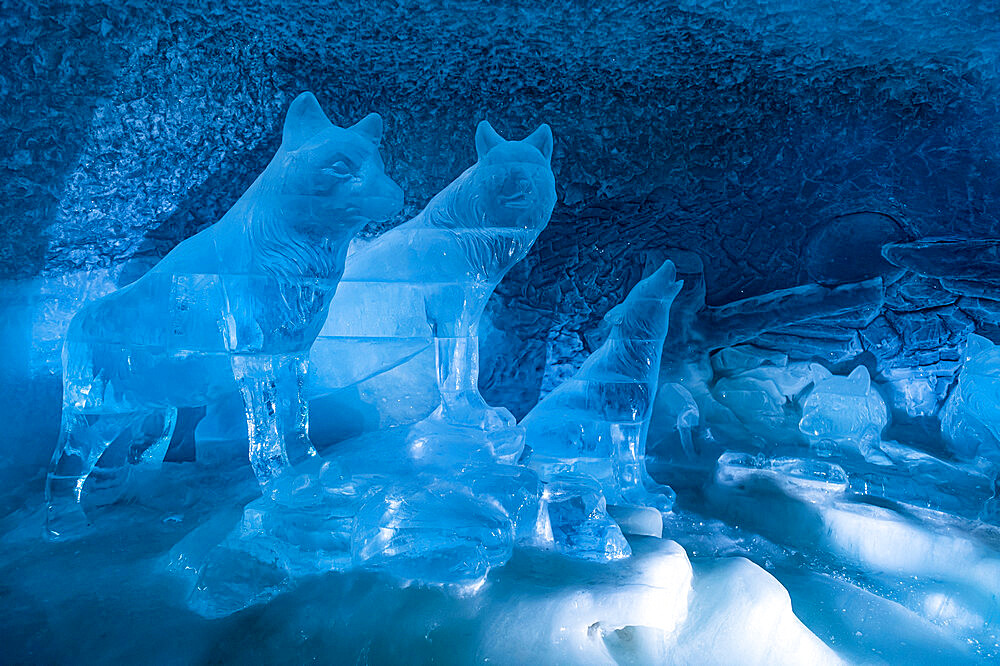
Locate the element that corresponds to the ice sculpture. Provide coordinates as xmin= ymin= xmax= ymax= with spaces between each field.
xmin=799 ymin=366 xmax=889 ymax=462
xmin=45 ymin=93 xmax=403 ymax=539
xmin=310 ymin=120 xmax=556 ymax=444
xmin=523 ymin=260 xmax=683 ymax=511
xmin=196 ymin=120 xmax=558 ymax=453
xmin=647 ymin=252 xmax=884 ymax=461
xmin=712 ymin=352 xmax=833 ymax=446
xmin=941 ymin=333 xmax=1000 ymax=462
xmin=166 ymin=119 xmax=560 ymax=613
xmin=708 ymin=352 xmax=889 ymax=462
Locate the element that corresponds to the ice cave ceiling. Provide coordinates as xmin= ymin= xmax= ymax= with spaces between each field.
xmin=5 ymin=2 xmax=998 ymax=279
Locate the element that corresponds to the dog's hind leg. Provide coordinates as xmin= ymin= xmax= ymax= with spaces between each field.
xmin=45 ymin=409 xmax=141 ymax=540
xmin=128 ymin=407 xmax=179 ymax=467
xmin=87 ymin=407 xmax=179 ymax=506
xmin=231 ymin=353 xmax=315 ymax=488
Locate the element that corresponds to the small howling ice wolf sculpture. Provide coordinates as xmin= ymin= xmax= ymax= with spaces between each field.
xmin=46 ymin=93 xmax=403 ymax=539
xmin=523 ymin=261 xmax=684 ymax=510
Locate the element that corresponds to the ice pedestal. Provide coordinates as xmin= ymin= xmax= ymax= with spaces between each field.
xmin=168 ymin=419 xmax=662 ymax=616
xmin=352 ymin=481 xmax=514 ymax=588
xmin=169 ymin=444 xmax=535 ymax=615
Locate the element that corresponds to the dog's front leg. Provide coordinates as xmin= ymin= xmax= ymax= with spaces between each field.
xmin=230 ymin=353 xmax=314 ymax=487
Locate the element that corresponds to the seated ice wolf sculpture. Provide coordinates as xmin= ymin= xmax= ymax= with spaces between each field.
xmin=46 ymin=93 xmax=403 ymax=539
xmin=307 ymin=120 xmax=556 ymax=451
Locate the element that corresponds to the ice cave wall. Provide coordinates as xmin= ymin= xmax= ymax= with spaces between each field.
xmin=2 ymin=0 xmax=999 ymax=477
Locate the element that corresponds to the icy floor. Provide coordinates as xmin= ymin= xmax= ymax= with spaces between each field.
xmin=1 ymin=458 xmax=995 ymax=664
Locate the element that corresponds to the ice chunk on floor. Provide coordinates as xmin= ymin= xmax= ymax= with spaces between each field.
xmin=541 ymin=472 xmax=631 ymax=561
xmin=714 ymin=451 xmax=850 ymax=499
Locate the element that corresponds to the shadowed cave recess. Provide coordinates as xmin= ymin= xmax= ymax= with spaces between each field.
xmin=2 ymin=1 xmax=1000 ymax=664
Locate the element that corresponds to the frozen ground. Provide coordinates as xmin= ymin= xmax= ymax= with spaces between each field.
xmin=0 ymin=459 xmax=994 ymax=664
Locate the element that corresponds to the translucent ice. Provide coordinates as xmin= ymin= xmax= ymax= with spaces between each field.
xmin=309 ymin=120 xmax=556 ymax=447
xmin=853 ymin=440 xmax=996 ymax=520
xmin=652 ymin=382 xmax=700 ymax=459
xmin=172 ymin=423 xmax=551 ymax=615
xmin=941 ymin=333 xmax=1000 ymax=462
xmin=712 ymin=352 xmax=833 ymax=445
xmin=648 ymin=268 xmax=883 ymax=462
xmin=524 ymin=260 xmax=683 ymax=510
xmin=799 ymin=366 xmax=889 ymax=462
xmin=45 ymin=93 xmax=403 ymax=539
xmin=541 ymin=472 xmax=631 ymax=561
xmin=351 ymin=480 xmax=514 ymax=589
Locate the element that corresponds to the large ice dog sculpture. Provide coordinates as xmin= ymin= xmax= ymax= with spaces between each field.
xmin=308 ymin=120 xmax=556 ymax=446
xmin=46 ymin=93 xmax=403 ymax=539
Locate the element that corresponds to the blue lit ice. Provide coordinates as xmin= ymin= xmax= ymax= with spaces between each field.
xmin=45 ymin=93 xmax=403 ymax=540
xmin=3 ymin=3 xmax=1000 ymax=660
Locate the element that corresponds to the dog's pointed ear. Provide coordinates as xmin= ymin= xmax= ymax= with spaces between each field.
xmin=282 ymin=92 xmax=332 ymax=151
xmin=966 ymin=333 xmax=994 ymax=360
xmin=350 ymin=113 xmax=383 ymax=145
xmin=475 ymin=120 xmax=505 ymax=159
xmin=524 ymin=124 xmax=553 ymax=162
xmin=847 ymin=365 xmax=872 ymax=391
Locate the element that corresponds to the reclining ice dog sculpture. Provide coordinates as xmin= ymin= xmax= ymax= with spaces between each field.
xmin=46 ymin=93 xmax=403 ymax=539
